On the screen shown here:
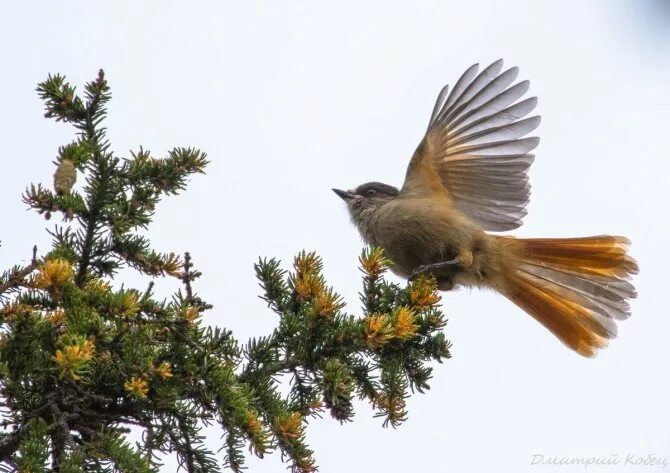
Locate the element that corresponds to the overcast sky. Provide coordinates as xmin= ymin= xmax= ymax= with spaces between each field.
xmin=2 ymin=1 xmax=669 ymax=472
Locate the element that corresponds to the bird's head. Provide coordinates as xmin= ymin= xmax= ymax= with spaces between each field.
xmin=332 ymin=182 xmax=399 ymax=240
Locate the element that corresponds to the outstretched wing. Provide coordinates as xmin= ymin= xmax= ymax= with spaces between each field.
xmin=402 ymin=59 xmax=540 ymax=231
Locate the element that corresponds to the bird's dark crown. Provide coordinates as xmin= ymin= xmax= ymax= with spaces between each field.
xmin=354 ymin=182 xmax=399 ymax=197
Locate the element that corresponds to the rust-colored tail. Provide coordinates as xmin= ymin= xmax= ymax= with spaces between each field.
xmin=501 ymin=236 xmax=638 ymax=357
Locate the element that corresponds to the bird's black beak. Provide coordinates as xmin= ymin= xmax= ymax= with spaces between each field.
xmin=332 ymin=188 xmax=355 ymax=201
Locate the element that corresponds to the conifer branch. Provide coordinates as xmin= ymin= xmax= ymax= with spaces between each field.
xmin=1 ymin=70 xmax=452 ymax=472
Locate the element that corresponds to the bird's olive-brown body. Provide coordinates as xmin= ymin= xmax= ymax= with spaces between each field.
xmin=352 ymin=190 xmax=521 ymax=291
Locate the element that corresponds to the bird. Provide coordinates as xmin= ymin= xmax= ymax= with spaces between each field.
xmin=333 ymin=59 xmax=638 ymax=357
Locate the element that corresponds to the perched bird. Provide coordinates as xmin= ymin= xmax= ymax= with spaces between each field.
xmin=53 ymin=159 xmax=77 ymax=195
xmin=334 ymin=59 xmax=637 ymax=357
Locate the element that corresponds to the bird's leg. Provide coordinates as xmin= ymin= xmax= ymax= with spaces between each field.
xmin=409 ymin=258 xmax=460 ymax=280
xmin=410 ymin=247 xmax=474 ymax=282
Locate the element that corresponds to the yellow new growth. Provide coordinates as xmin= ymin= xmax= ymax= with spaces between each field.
xmin=162 ymin=252 xmax=182 ymax=277
xmin=293 ymin=251 xmax=325 ymax=301
xmin=54 ymin=339 xmax=94 ymax=381
xmin=313 ymin=289 xmax=341 ymax=318
xmin=155 ymin=361 xmax=173 ymax=380
xmin=183 ymin=306 xmax=200 ymax=324
xmin=408 ymin=274 xmax=441 ymax=310
xmin=124 ymin=376 xmax=149 ymax=399
xmin=365 ymin=308 xmax=418 ymax=347
xmin=45 ymin=308 xmax=65 ymax=325
xmin=293 ymin=251 xmax=321 ymax=276
xmin=364 ymin=314 xmax=393 ymax=348
xmin=392 ymin=307 xmax=419 ymax=340
xmin=245 ymin=411 xmax=264 ymax=436
xmin=275 ymin=411 xmax=303 ymax=443
xmin=0 ymin=303 xmax=34 ymax=322
xmin=294 ymin=274 xmax=322 ymax=301
xmin=359 ymin=247 xmax=391 ymax=277
xmin=84 ymin=278 xmax=111 ymax=295
xmin=121 ymin=292 xmax=140 ymax=317
xmin=245 ymin=410 xmax=270 ymax=456
xmin=34 ymin=259 xmax=73 ymax=290
xmin=374 ymin=391 xmax=408 ymax=425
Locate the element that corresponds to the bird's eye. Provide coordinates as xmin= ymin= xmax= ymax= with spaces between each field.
xmin=366 ymin=189 xmax=376 ymax=196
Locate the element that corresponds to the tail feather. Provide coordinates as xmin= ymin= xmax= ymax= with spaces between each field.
xmin=521 ymin=236 xmax=638 ymax=277
xmin=502 ymin=235 xmax=638 ymax=357
xmin=521 ymin=263 xmax=632 ymax=319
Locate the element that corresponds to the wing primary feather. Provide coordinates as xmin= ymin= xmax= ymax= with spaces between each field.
xmin=439 ymin=59 xmax=504 ymax=123
xmin=445 ymin=154 xmax=535 ymax=166
xmin=448 ymin=81 xmax=531 ymax=132
xmin=449 ymin=116 xmax=541 ymax=147
xmin=450 ymin=97 xmax=538 ymax=137
xmin=434 ymin=63 xmax=479 ymax=124
xmin=444 ymin=65 xmax=519 ymax=124
xmin=428 ymin=84 xmax=450 ymax=129
xmin=446 ymin=136 xmax=540 ymax=156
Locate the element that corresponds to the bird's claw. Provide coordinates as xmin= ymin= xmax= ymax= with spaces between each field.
xmin=409 ymin=264 xmax=431 ymax=281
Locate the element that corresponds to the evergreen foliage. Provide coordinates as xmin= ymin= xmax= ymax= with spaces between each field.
xmin=0 ymin=70 xmax=451 ymax=472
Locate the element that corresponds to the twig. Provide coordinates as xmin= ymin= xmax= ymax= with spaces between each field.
xmin=0 ymin=246 xmax=39 ymax=296
xmin=182 ymin=252 xmax=194 ymax=303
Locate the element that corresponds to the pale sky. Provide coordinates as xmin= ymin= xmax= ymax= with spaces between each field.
xmin=2 ymin=1 xmax=669 ymax=472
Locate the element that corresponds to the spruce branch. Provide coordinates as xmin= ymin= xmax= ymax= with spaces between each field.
xmin=0 ymin=69 xmax=452 ymax=472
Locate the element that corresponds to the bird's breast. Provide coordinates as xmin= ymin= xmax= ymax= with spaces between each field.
xmin=371 ymin=197 xmax=471 ymax=277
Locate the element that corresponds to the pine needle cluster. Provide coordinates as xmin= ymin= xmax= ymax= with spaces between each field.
xmin=0 ymin=71 xmax=451 ymax=472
